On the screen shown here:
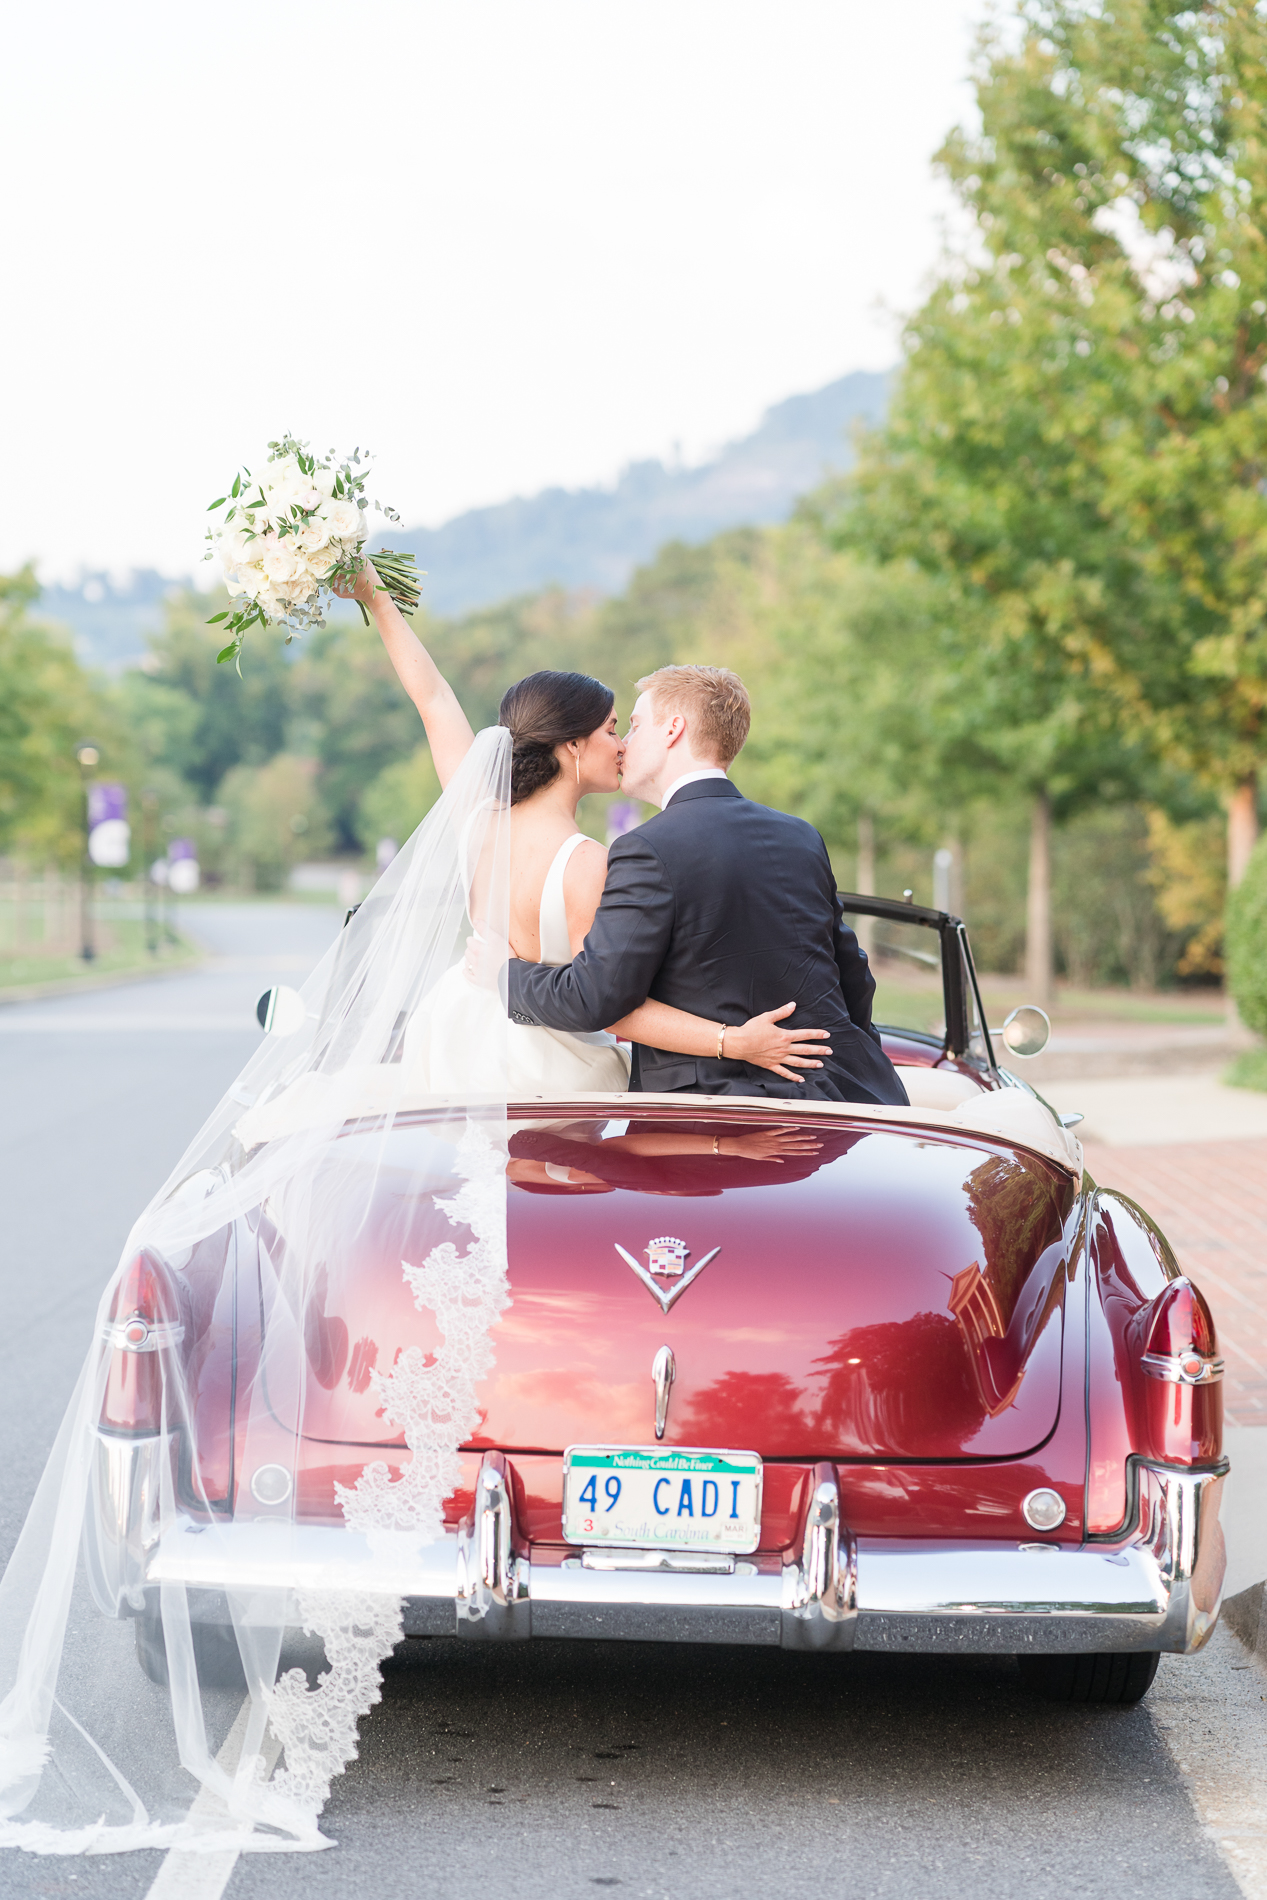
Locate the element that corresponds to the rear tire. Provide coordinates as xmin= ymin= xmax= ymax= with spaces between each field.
xmin=1017 ymin=1650 xmax=1160 ymax=1705
xmin=135 ymin=1606 xmax=247 ymax=1690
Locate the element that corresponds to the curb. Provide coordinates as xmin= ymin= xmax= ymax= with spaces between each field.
xmin=1222 ymin=1583 xmax=1267 ymax=1661
xmin=0 ymin=950 xmax=203 ymax=1008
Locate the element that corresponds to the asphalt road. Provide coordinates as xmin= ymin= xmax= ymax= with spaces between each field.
xmin=0 ymin=903 xmax=1250 ymax=1900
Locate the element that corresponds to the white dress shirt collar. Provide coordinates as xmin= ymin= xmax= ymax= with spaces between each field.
xmin=660 ymin=767 xmax=729 ymax=810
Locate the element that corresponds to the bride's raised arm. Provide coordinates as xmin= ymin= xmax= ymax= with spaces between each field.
xmin=344 ymin=561 xmax=475 ymax=788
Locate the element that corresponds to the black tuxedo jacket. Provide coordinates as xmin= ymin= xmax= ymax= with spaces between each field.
xmin=506 ymin=779 xmax=909 ymax=1105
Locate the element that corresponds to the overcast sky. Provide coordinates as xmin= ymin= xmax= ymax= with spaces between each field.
xmin=2 ymin=0 xmax=982 ymax=582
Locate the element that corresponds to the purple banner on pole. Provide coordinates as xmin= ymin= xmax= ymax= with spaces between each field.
xmin=88 ymin=782 xmax=127 ymax=827
xmin=168 ymin=838 xmax=197 ymax=861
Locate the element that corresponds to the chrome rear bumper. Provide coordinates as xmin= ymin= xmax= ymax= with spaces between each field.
xmin=133 ymin=1452 xmax=1227 ymax=1657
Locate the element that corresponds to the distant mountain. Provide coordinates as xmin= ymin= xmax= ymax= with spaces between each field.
xmin=391 ymin=369 xmax=889 ymax=616
xmin=38 ymin=568 xmax=180 ymax=673
xmin=40 ymin=368 xmax=890 ymax=669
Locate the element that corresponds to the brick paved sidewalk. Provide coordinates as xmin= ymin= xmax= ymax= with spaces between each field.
xmin=1082 ymin=1136 xmax=1267 ymax=1425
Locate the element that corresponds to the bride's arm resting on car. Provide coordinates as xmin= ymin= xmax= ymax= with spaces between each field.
xmin=342 ymin=561 xmax=475 ymax=786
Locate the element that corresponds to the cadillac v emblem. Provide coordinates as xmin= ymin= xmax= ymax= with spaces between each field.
xmin=615 ymin=1236 xmax=721 ymax=1314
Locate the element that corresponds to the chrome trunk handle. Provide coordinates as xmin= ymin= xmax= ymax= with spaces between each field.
xmin=652 ymin=1346 xmax=676 ymax=1440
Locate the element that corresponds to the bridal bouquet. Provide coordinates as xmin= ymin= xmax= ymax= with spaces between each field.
xmin=204 ymin=435 xmax=421 ymax=665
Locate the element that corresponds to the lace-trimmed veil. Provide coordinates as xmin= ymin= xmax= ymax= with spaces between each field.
xmin=0 ymin=727 xmax=513 ymax=1854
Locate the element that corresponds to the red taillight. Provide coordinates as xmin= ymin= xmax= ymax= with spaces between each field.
xmin=1134 ymin=1277 xmax=1222 ymax=1465
xmin=100 ymin=1250 xmax=184 ymax=1435
xmin=1145 ymin=1280 xmax=1216 ymax=1363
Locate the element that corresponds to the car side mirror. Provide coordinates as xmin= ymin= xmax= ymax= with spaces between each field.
xmin=993 ymin=1005 xmax=1051 ymax=1058
xmin=256 ymin=986 xmax=306 ymax=1036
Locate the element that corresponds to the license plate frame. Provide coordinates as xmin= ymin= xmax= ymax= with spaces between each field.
xmin=562 ymin=1445 xmax=763 ymax=1554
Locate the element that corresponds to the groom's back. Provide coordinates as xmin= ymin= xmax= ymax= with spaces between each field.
xmin=625 ymin=780 xmax=900 ymax=1103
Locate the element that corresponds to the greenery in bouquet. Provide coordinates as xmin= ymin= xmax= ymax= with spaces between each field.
xmin=204 ymin=435 xmax=421 ymax=666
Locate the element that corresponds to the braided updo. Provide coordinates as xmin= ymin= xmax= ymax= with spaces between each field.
xmin=498 ymin=671 xmax=616 ymax=805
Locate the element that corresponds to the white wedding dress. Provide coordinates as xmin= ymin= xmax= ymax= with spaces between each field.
xmin=0 ymin=729 xmax=638 ymax=1862
xmin=400 ymin=829 xmax=631 ymax=1096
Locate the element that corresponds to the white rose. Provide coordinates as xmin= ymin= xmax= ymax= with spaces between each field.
xmin=266 ymin=452 xmax=300 ymax=488
xmin=264 ymin=460 xmax=308 ymax=515
xmin=224 ymin=544 xmax=266 ymax=593
xmin=313 ymin=467 xmax=336 ymax=499
xmin=261 ymin=539 xmax=302 ymax=585
xmin=325 ymin=498 xmax=362 ymax=540
xmin=296 ymin=520 xmax=330 ymax=553
xmin=309 ymin=545 xmax=340 ymax=579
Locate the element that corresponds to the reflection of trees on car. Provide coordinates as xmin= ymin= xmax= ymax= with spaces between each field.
xmin=678 ymin=1370 xmax=808 ymax=1453
xmin=961 ymin=1155 xmax=1067 ymax=1323
xmin=813 ymin=1312 xmax=982 ymax=1454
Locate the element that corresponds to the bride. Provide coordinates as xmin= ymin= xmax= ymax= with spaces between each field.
xmin=348 ymin=561 xmax=830 ymax=1094
xmin=0 ymin=566 xmax=832 ymax=1866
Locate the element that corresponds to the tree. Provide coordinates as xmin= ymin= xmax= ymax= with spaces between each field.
xmin=1226 ymin=833 xmax=1267 ymax=1036
xmin=289 ymin=613 xmax=427 ymax=848
xmin=836 ymin=0 xmax=1267 ymax=992
xmin=137 ymin=587 xmax=293 ymax=801
xmin=0 ymin=568 xmax=107 ymax=864
xmin=592 ymin=536 xmax=764 ymax=702
xmin=1063 ymin=0 xmax=1267 ymax=888
xmin=677 ymin=528 xmax=965 ymax=868
xmin=355 ymin=745 xmax=442 ymax=853
xmin=219 ymin=754 xmax=333 ymax=891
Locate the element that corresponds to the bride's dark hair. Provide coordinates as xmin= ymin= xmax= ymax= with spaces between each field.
xmin=499 ymin=671 xmax=615 ymax=805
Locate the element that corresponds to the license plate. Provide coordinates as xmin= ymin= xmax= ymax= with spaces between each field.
xmin=562 ymin=1446 xmax=762 ymax=1553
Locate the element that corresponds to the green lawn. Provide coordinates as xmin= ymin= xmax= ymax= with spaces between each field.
xmin=975 ymin=980 xmax=1226 ymax=1026
xmin=0 ymin=917 xmax=198 ymax=995
xmin=1226 ymin=1047 xmax=1267 ymax=1094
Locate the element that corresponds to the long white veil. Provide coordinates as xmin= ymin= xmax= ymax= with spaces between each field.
xmin=0 ymin=727 xmax=513 ymax=1855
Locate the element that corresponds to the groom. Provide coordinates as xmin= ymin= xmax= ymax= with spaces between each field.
xmin=505 ymin=664 xmax=908 ymax=1106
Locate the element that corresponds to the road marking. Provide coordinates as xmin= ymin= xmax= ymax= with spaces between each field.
xmin=143 ymin=1698 xmax=282 ymax=1900
xmin=1152 ymin=1624 xmax=1267 ymax=1897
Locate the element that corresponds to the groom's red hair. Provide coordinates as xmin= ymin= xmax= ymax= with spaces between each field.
xmin=636 ymin=664 xmax=751 ymax=765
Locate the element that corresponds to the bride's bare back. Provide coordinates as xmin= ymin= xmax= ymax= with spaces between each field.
xmin=506 ymin=805 xmax=609 ymax=961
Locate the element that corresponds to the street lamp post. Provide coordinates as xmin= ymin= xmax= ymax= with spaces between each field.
xmin=142 ymin=790 xmax=159 ymax=955
xmin=74 ymin=742 xmax=100 ymax=962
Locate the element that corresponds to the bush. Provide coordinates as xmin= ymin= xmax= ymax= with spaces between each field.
xmin=1226 ymin=1048 xmax=1267 ymax=1094
xmin=1226 ymin=834 xmax=1267 ymax=1036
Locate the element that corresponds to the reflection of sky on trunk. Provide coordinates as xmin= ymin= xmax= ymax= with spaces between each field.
xmin=253 ymin=1114 xmax=1075 ymax=1467
xmin=493 ymin=1121 xmax=1074 ymax=1460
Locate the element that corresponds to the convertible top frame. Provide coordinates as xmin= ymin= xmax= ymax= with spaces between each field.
xmin=836 ymin=892 xmax=997 ymax=1070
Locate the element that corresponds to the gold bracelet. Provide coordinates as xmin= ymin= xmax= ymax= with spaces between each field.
xmin=717 ymin=1025 xmax=726 ymax=1061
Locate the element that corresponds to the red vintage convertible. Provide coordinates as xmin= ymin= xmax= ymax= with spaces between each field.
xmin=91 ymin=894 xmax=1226 ymax=1707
